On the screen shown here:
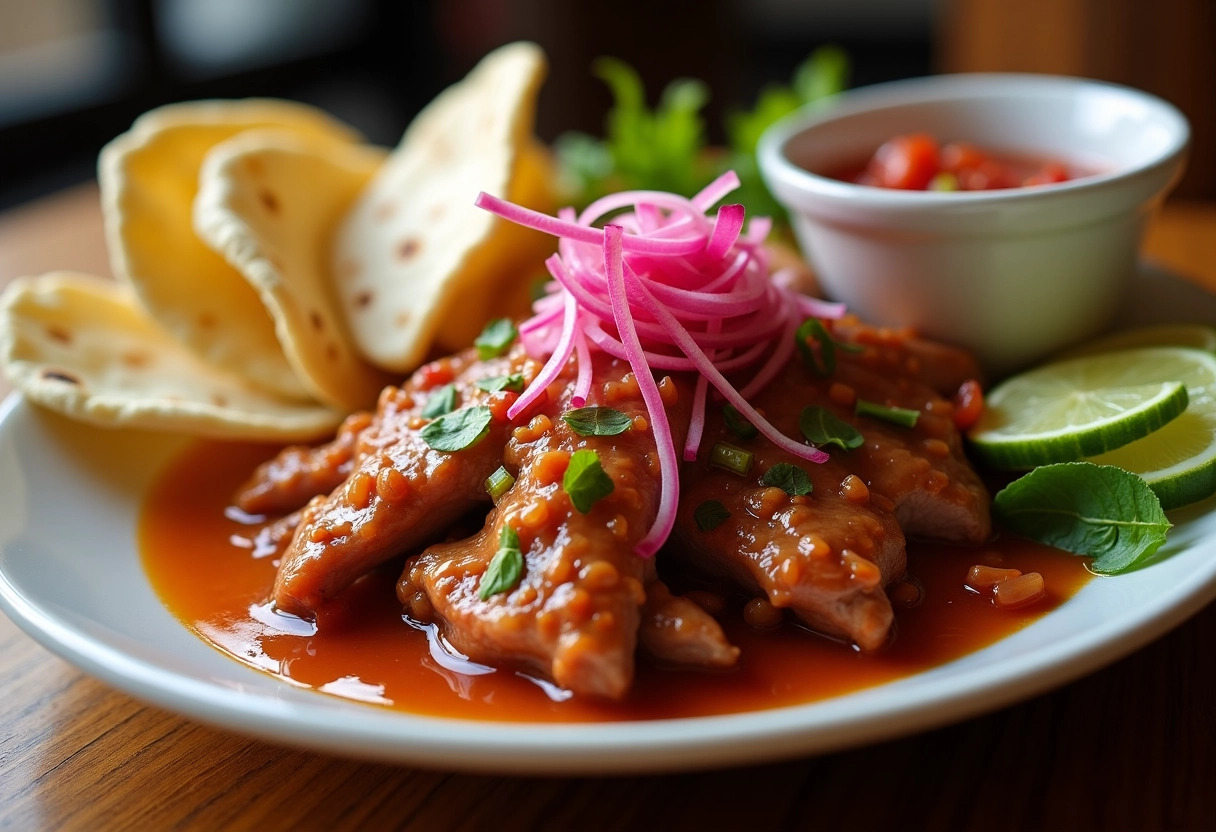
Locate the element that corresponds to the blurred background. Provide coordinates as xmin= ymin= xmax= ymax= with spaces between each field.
xmin=0 ymin=0 xmax=1211 ymax=211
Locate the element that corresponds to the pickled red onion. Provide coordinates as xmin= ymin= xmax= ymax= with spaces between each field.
xmin=473 ymin=173 xmax=841 ymax=557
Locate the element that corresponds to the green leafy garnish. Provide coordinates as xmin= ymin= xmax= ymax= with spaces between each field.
xmin=993 ymin=463 xmax=1171 ymax=574
xmin=694 ymin=500 xmax=731 ymax=532
xmin=479 ymin=526 xmax=524 ymax=599
xmin=474 ymin=318 xmax=517 ymax=360
xmin=723 ymin=404 xmax=759 ymax=440
xmin=563 ymin=406 xmax=633 ymax=437
xmin=795 ymin=318 xmax=861 ymax=376
xmin=709 ymin=441 xmax=754 ymax=476
xmin=420 ymin=384 xmax=456 ymax=419
xmin=759 ymin=462 xmax=813 ymax=496
xmin=419 ymin=406 xmax=493 ymax=452
xmin=563 ymin=449 xmax=615 ymax=513
xmin=855 ymin=399 xmax=920 ymax=428
xmin=555 ymin=48 xmax=849 ymax=219
xmin=485 ymin=465 xmax=516 ymax=502
xmin=799 ymin=406 xmax=864 ymax=450
xmin=476 ymin=374 xmax=525 ymax=393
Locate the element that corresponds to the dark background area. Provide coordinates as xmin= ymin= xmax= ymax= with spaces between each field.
xmin=0 ymin=0 xmax=937 ymax=210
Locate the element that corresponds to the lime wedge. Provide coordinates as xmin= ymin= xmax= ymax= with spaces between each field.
xmin=969 ymin=347 xmax=1199 ymax=469
xmin=1061 ymin=323 xmax=1216 ymax=359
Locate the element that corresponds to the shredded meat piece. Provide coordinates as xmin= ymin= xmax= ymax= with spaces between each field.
xmin=639 ymin=581 xmax=740 ymax=668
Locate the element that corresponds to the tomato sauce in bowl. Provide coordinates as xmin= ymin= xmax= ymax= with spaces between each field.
xmin=140 ymin=440 xmax=1093 ymax=722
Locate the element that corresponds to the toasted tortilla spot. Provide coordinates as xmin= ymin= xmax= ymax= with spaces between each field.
xmin=337 ymin=258 xmax=361 ymax=280
xmin=212 ymin=394 xmax=229 ymax=407
xmin=354 ymin=291 xmax=373 ymax=308
xmin=397 ymin=238 xmax=420 ymax=260
xmin=395 ymin=310 xmax=411 ymax=327
xmin=326 ymin=343 xmax=339 ymax=361
xmin=198 ymin=311 xmax=218 ymax=329
xmin=259 ymin=189 xmax=280 ymax=214
xmin=121 ymin=351 xmax=151 ymax=368
xmin=46 ymin=325 xmax=72 ymax=345
xmin=374 ymin=202 xmax=397 ymax=222
xmin=309 ymin=310 xmax=324 ymax=331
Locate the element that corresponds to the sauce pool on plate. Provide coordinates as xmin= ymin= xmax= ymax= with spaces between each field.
xmin=140 ymin=441 xmax=1093 ymax=723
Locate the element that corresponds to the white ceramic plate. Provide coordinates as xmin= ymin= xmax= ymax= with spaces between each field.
xmin=3 ymin=264 xmax=1216 ymax=775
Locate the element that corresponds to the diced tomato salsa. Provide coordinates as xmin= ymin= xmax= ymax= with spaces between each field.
xmin=831 ymin=133 xmax=1079 ymax=191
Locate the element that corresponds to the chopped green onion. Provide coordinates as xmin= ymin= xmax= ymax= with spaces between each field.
xmin=723 ymin=404 xmax=759 ymax=439
xmin=709 ymin=441 xmax=754 ymax=476
xmin=420 ymin=405 xmax=493 ymax=451
xmin=420 ymin=383 xmax=457 ymax=418
xmin=759 ymin=462 xmax=813 ymax=496
xmin=485 ymin=465 xmax=516 ymax=502
xmin=476 ymin=374 xmax=525 ymax=393
xmin=563 ymin=449 xmax=615 ymax=513
xmin=474 ymin=318 xmax=518 ymax=359
xmin=799 ymin=406 xmax=864 ymax=451
xmin=563 ymin=406 xmax=633 ymax=436
xmin=479 ymin=526 xmax=524 ymax=599
xmin=795 ymin=318 xmax=861 ymax=376
xmin=855 ymin=399 xmax=920 ymax=428
xmin=694 ymin=500 xmax=731 ymax=532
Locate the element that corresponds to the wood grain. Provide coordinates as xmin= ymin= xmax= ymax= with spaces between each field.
xmin=2 ymin=187 xmax=1216 ymax=831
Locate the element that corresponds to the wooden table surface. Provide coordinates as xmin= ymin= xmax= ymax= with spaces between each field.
xmin=2 ymin=186 xmax=1215 ymax=832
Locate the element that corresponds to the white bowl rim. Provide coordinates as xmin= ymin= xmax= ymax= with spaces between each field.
xmin=758 ymin=72 xmax=1192 ymax=207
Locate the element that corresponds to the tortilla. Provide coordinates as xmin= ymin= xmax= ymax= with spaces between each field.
xmin=194 ymin=129 xmax=395 ymax=410
xmin=0 ymin=273 xmax=343 ymax=440
xmin=333 ymin=41 xmax=555 ymax=372
xmin=99 ymin=99 xmax=363 ymax=400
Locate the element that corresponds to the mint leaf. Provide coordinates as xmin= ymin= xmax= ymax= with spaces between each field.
xmin=694 ymin=500 xmax=731 ymax=532
xmin=759 ymin=462 xmax=813 ymax=496
xmin=420 ymin=406 xmax=493 ymax=452
xmin=474 ymin=318 xmax=517 ymax=359
xmin=476 ymin=374 xmax=525 ymax=393
xmin=723 ymin=404 xmax=759 ymax=440
xmin=993 ymin=462 xmax=1171 ymax=574
xmin=421 ymin=383 xmax=456 ymax=418
xmin=479 ymin=526 xmax=524 ymax=599
xmin=563 ymin=449 xmax=615 ymax=513
xmin=799 ymin=406 xmax=863 ymax=450
xmin=563 ymin=406 xmax=633 ymax=436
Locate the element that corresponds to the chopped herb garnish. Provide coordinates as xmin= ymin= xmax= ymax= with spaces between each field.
xmin=485 ymin=466 xmax=516 ymax=502
xmin=993 ymin=463 xmax=1170 ymax=574
xmin=759 ymin=462 xmax=813 ymax=496
xmin=419 ymin=405 xmax=493 ymax=451
xmin=855 ymin=399 xmax=920 ymax=428
xmin=563 ymin=406 xmax=633 ymax=436
xmin=799 ymin=406 xmax=864 ymax=451
xmin=476 ymin=374 xmax=525 ymax=393
xmin=420 ymin=383 xmax=457 ymax=418
xmin=723 ymin=404 xmax=759 ymax=440
xmin=563 ymin=449 xmax=615 ymax=513
xmin=694 ymin=500 xmax=731 ymax=532
xmin=474 ymin=318 xmax=518 ymax=359
xmin=479 ymin=525 xmax=524 ymax=599
xmin=795 ymin=318 xmax=862 ymax=376
xmin=709 ymin=441 xmax=754 ymax=476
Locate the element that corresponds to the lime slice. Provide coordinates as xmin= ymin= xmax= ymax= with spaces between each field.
xmin=969 ymin=347 xmax=1198 ymax=469
xmin=1061 ymin=323 xmax=1216 ymax=359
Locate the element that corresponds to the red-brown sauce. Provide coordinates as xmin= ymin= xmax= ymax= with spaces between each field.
xmin=140 ymin=441 xmax=1093 ymax=722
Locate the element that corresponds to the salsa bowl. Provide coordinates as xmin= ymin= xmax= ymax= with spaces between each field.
xmin=757 ymin=73 xmax=1190 ymax=374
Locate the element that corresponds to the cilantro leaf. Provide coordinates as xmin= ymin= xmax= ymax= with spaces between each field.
xmin=759 ymin=462 xmax=813 ymax=496
xmin=476 ymin=374 xmax=525 ymax=393
xmin=563 ymin=406 xmax=633 ymax=437
xmin=799 ymin=406 xmax=863 ymax=450
xmin=563 ymin=449 xmax=615 ymax=513
xmin=421 ymin=384 xmax=456 ymax=419
xmin=723 ymin=404 xmax=759 ymax=440
xmin=479 ymin=526 xmax=524 ymax=599
xmin=694 ymin=500 xmax=731 ymax=532
xmin=419 ymin=406 xmax=493 ymax=452
xmin=474 ymin=318 xmax=517 ymax=360
xmin=993 ymin=463 xmax=1171 ymax=574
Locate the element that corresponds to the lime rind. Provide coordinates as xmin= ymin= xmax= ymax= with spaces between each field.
xmin=970 ymin=379 xmax=1189 ymax=469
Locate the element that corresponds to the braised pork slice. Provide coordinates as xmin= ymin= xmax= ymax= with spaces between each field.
xmin=268 ymin=348 xmax=528 ymax=618
xmin=398 ymin=359 xmax=736 ymax=698
xmin=639 ymin=581 xmax=740 ymax=668
xmin=675 ymin=437 xmax=905 ymax=652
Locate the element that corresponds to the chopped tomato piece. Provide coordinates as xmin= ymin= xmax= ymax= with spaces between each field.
xmin=953 ymin=378 xmax=984 ymax=430
xmin=867 ymin=133 xmax=941 ymax=190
